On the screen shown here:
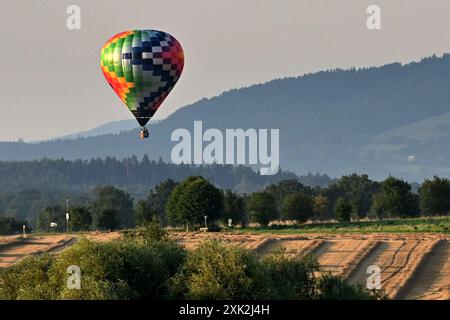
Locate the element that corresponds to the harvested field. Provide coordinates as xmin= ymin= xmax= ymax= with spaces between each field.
xmin=259 ymin=238 xmax=324 ymax=257
xmin=0 ymin=235 xmax=76 ymax=268
xmin=173 ymin=232 xmax=450 ymax=300
xmin=1 ymin=232 xmax=448 ymax=300
xmin=397 ymin=240 xmax=450 ymax=300
xmin=312 ymin=240 xmax=379 ymax=277
xmin=346 ymin=239 xmax=440 ymax=298
xmin=0 ymin=232 xmax=120 ymax=269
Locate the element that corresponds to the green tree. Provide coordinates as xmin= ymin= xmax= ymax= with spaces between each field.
xmin=223 ymin=190 xmax=246 ymax=227
xmin=247 ymin=192 xmax=278 ymax=227
xmin=370 ymin=193 xmax=387 ymax=220
xmin=264 ymin=180 xmax=310 ymax=211
xmin=97 ymin=209 xmax=120 ymax=232
xmin=68 ymin=206 xmax=92 ymax=232
xmin=169 ymin=240 xmax=265 ymax=300
xmin=0 ymin=217 xmax=29 ymax=235
xmin=371 ymin=176 xmax=419 ymax=218
xmin=321 ymin=184 xmax=346 ymax=220
xmin=281 ymin=192 xmax=313 ymax=223
xmin=37 ymin=206 xmax=65 ymax=232
xmin=166 ymin=176 xmax=224 ymax=230
xmin=134 ymin=199 xmax=156 ymax=226
xmin=335 ymin=198 xmax=352 ymax=222
xmin=419 ymin=176 xmax=450 ymax=216
xmin=89 ymin=186 xmax=134 ymax=229
xmin=335 ymin=174 xmax=380 ymax=219
xmin=166 ymin=177 xmax=196 ymax=227
xmin=146 ymin=179 xmax=178 ymax=226
xmin=312 ymin=194 xmax=329 ymax=221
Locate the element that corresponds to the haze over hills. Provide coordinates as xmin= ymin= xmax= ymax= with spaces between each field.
xmin=2 ymin=55 xmax=450 ymax=181
xmin=48 ymin=119 xmax=139 ymax=141
xmin=36 ymin=119 xmax=156 ymax=142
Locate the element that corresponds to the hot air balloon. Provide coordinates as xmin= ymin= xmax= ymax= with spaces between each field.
xmin=100 ymin=30 xmax=184 ymax=139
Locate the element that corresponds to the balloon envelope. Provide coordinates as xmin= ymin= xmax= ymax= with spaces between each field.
xmin=101 ymin=30 xmax=184 ymax=126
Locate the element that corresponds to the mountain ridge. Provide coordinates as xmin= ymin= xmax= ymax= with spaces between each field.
xmin=2 ymin=54 xmax=450 ymax=181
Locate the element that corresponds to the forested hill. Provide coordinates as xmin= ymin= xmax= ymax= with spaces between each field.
xmin=0 ymin=156 xmax=331 ymax=194
xmin=0 ymin=157 xmax=332 ymax=223
xmin=2 ymin=55 xmax=450 ymax=181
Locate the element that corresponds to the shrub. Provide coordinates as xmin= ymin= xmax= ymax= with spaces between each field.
xmin=316 ymin=273 xmax=383 ymax=300
xmin=0 ymin=237 xmax=381 ymax=300
xmin=207 ymin=223 xmax=222 ymax=232
xmin=168 ymin=240 xmax=377 ymax=300
xmin=125 ymin=219 xmax=168 ymax=243
xmin=169 ymin=240 xmax=265 ymax=300
xmin=48 ymin=238 xmax=186 ymax=300
xmin=260 ymin=253 xmax=318 ymax=299
xmin=0 ymin=236 xmax=186 ymax=300
xmin=0 ymin=254 xmax=56 ymax=300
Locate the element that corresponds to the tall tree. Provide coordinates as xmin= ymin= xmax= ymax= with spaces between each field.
xmin=334 ymin=198 xmax=352 ymax=222
xmin=166 ymin=176 xmax=224 ymax=230
xmin=146 ymin=179 xmax=178 ymax=225
xmin=134 ymin=199 xmax=156 ymax=226
xmin=0 ymin=217 xmax=29 ymax=235
xmin=89 ymin=186 xmax=134 ymax=228
xmin=335 ymin=174 xmax=380 ymax=219
xmin=97 ymin=209 xmax=120 ymax=232
xmin=419 ymin=176 xmax=450 ymax=216
xmin=68 ymin=206 xmax=92 ymax=231
xmin=281 ymin=192 xmax=313 ymax=223
xmin=247 ymin=192 xmax=278 ymax=227
xmin=222 ymin=190 xmax=246 ymax=227
xmin=264 ymin=180 xmax=310 ymax=211
xmin=370 ymin=176 xmax=419 ymax=218
xmin=370 ymin=193 xmax=387 ymax=220
xmin=37 ymin=206 xmax=65 ymax=232
xmin=312 ymin=195 xmax=329 ymax=221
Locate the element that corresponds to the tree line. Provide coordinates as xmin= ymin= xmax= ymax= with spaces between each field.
xmin=0 ymin=156 xmax=330 ymax=224
xmin=0 ymin=156 xmax=330 ymax=193
xmin=1 ymin=173 xmax=448 ymax=235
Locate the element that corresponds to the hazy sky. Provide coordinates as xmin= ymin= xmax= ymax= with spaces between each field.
xmin=1 ymin=0 xmax=450 ymax=141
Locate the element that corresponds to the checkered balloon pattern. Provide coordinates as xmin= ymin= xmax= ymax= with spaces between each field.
xmin=101 ymin=30 xmax=184 ymax=126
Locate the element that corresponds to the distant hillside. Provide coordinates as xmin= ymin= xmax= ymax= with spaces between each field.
xmin=42 ymin=119 xmax=158 ymax=141
xmin=2 ymin=54 xmax=450 ymax=181
xmin=373 ymin=111 xmax=450 ymax=143
xmin=0 ymin=157 xmax=332 ymax=193
xmin=0 ymin=157 xmax=333 ymax=223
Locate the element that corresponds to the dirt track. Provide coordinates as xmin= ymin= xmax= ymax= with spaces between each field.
xmin=1 ymin=232 xmax=448 ymax=300
xmin=0 ymin=235 xmax=76 ymax=268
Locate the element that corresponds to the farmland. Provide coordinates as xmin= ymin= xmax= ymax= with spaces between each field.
xmin=172 ymin=232 xmax=449 ymax=299
xmin=1 ymin=230 xmax=448 ymax=300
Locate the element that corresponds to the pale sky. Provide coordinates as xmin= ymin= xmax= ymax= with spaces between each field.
xmin=1 ymin=0 xmax=450 ymax=141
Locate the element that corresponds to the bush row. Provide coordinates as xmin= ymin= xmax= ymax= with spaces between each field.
xmin=0 ymin=227 xmax=381 ymax=300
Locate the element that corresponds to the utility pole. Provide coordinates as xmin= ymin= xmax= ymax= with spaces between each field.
xmin=66 ymin=199 xmax=71 ymax=233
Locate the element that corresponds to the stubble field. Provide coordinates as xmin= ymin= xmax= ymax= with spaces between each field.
xmin=1 ymin=231 xmax=448 ymax=300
